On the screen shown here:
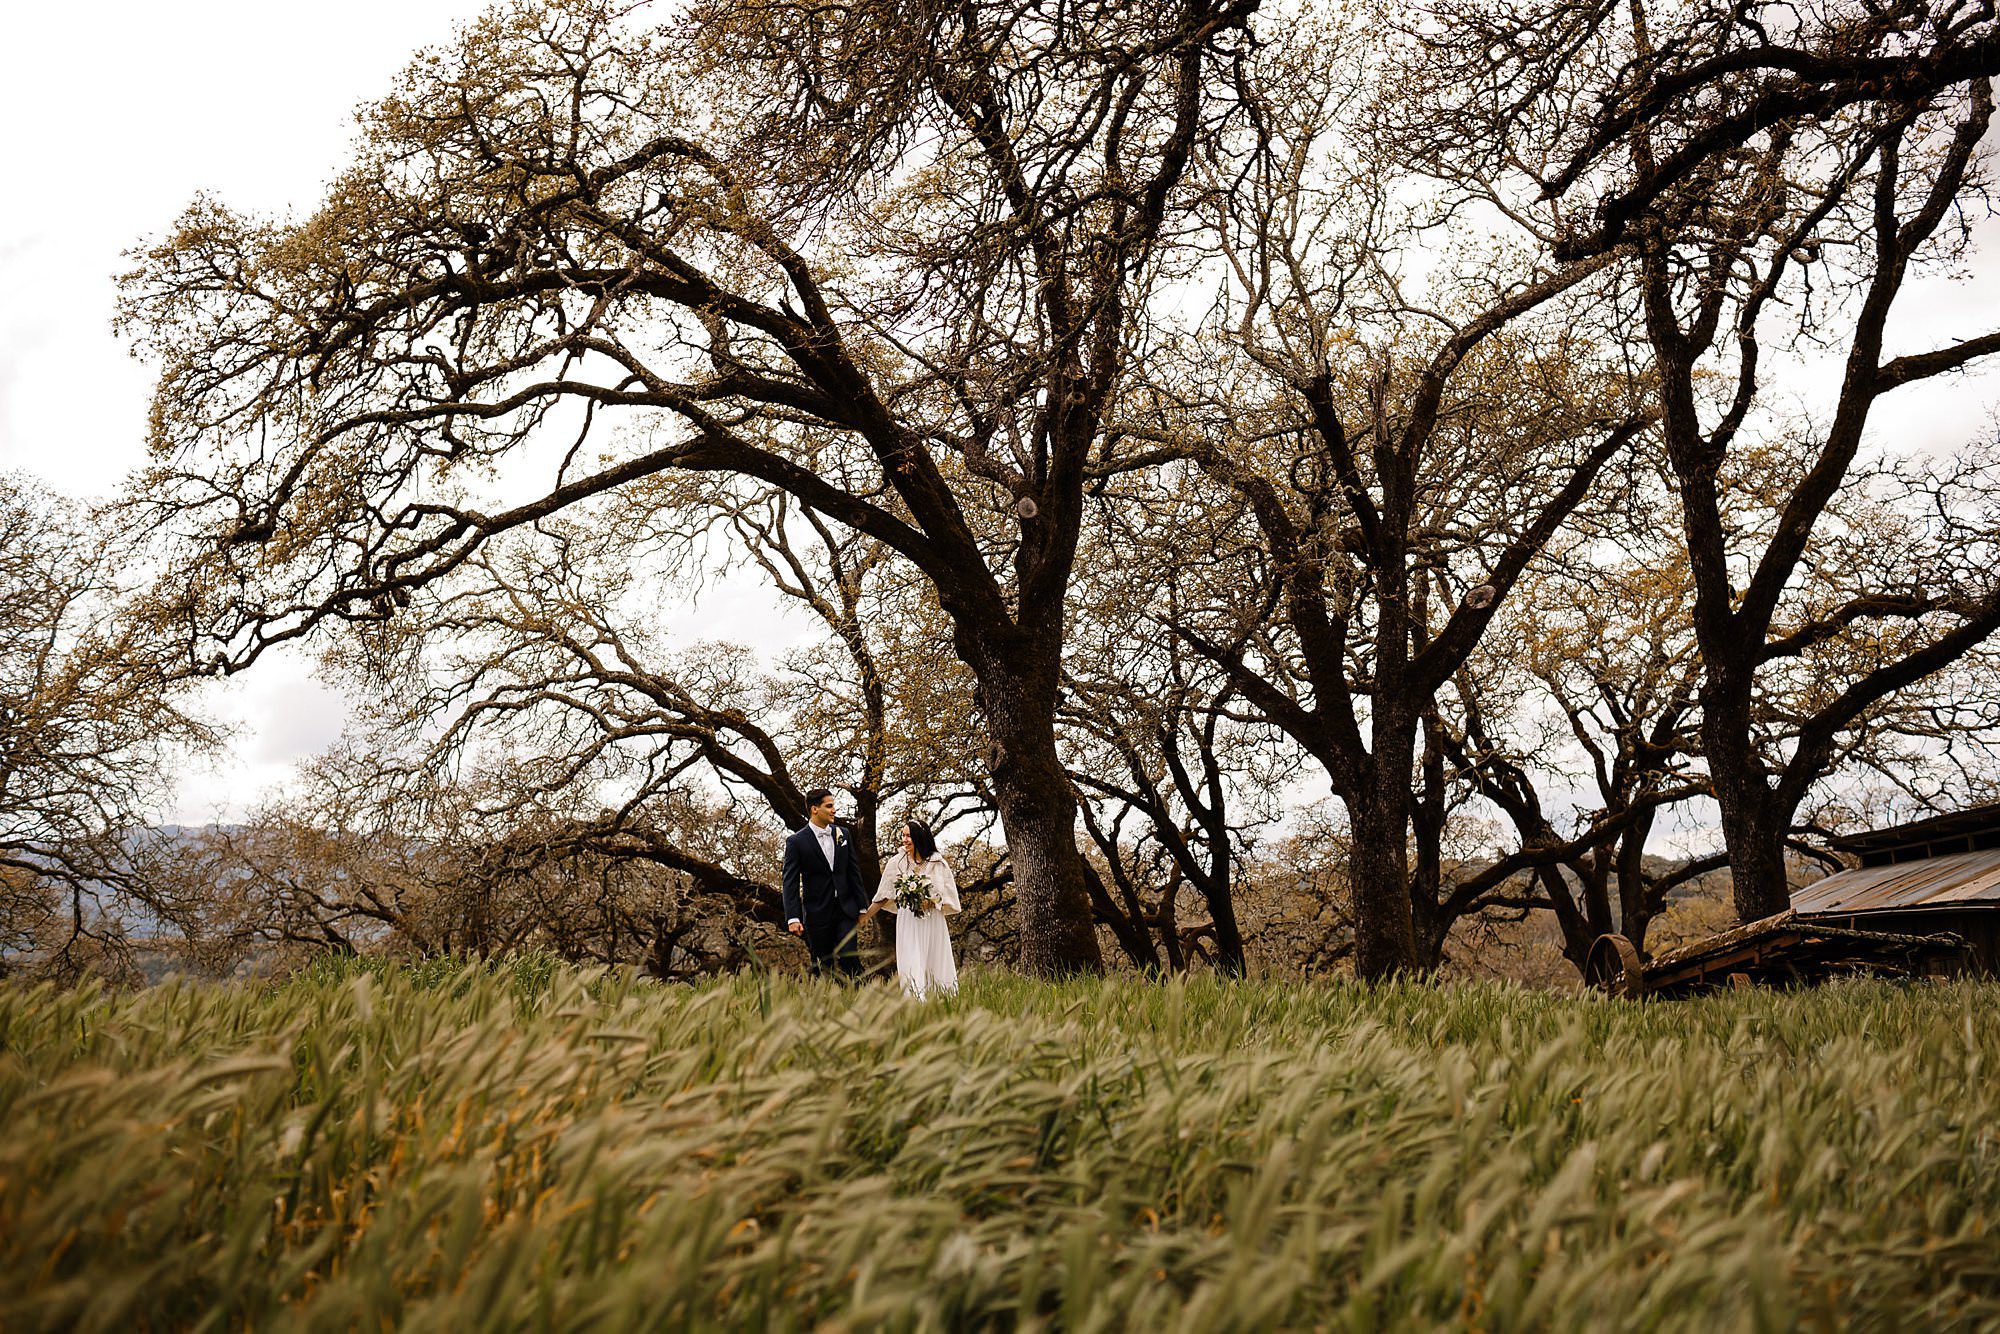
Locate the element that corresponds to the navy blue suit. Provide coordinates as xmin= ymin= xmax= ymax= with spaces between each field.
xmin=782 ymin=822 xmax=866 ymax=976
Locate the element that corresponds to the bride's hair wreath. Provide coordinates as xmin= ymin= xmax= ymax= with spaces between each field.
xmin=905 ymin=818 xmax=938 ymax=860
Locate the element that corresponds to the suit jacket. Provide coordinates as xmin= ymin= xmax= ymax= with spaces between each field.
xmin=782 ymin=822 xmax=867 ymax=924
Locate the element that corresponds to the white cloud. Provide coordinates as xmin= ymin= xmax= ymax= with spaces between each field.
xmin=168 ymin=657 xmax=354 ymax=824
xmin=0 ymin=2 xmax=486 ymax=817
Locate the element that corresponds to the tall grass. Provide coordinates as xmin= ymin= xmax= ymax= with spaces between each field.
xmin=2 ymin=961 xmax=1996 ymax=1330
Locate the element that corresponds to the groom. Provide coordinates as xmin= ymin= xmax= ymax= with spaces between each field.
xmin=782 ymin=788 xmax=866 ymax=977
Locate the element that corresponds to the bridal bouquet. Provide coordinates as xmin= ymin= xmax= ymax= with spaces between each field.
xmin=892 ymin=872 xmax=930 ymax=917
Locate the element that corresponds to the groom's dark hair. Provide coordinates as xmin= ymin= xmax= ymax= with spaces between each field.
xmin=906 ymin=819 xmax=937 ymax=860
xmin=805 ymin=787 xmax=833 ymax=810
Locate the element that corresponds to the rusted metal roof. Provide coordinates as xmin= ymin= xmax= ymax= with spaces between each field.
xmin=1829 ymin=801 xmax=2000 ymax=865
xmin=1790 ymin=848 xmax=2000 ymax=915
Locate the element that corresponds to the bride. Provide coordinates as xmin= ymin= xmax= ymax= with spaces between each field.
xmin=865 ymin=817 xmax=960 ymax=997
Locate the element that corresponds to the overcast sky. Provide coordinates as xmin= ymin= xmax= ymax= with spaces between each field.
xmin=0 ymin=1 xmax=509 ymax=821
xmin=3 ymin=3 xmax=1998 ymax=836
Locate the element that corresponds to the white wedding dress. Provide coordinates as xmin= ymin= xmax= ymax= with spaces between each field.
xmin=873 ymin=850 xmax=960 ymax=997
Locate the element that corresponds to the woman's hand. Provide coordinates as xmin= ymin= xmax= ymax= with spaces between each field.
xmin=921 ymin=898 xmax=937 ymax=914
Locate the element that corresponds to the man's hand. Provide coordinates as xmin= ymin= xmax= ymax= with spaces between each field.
xmin=788 ymin=920 xmax=805 ymax=936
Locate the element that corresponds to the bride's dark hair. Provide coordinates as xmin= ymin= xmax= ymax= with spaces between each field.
xmin=905 ymin=818 xmax=937 ymax=860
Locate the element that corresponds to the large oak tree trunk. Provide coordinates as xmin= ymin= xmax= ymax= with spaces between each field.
xmin=846 ymin=789 xmax=894 ymax=956
xmin=1615 ymin=817 xmax=1656 ymax=952
xmin=986 ymin=743 xmax=1105 ymax=974
xmin=961 ymin=632 xmax=1104 ymax=975
xmin=1345 ymin=710 xmax=1423 ymax=979
xmin=1699 ymin=669 xmax=1793 ymax=923
xmin=1204 ymin=882 xmax=1247 ymax=978
xmin=1408 ymin=712 xmax=1449 ymax=969
xmin=1347 ymin=801 xmax=1418 ymax=979
xmin=1711 ymin=771 xmax=1791 ymax=922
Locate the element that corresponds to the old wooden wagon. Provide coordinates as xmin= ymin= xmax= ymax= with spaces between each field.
xmin=1590 ymin=804 xmax=2000 ymax=997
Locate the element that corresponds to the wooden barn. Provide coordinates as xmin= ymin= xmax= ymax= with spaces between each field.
xmin=1789 ymin=803 xmax=2000 ymax=973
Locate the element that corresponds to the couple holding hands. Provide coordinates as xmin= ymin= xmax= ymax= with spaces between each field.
xmin=781 ymin=788 xmax=960 ymax=997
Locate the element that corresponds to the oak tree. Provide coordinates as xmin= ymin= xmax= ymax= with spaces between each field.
xmin=121 ymin=0 xmax=1258 ymax=974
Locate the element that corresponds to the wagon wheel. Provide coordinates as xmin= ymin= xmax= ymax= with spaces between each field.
xmin=1586 ymin=933 xmax=1646 ymax=997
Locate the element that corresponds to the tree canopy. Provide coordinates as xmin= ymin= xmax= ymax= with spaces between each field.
xmin=95 ymin=0 xmax=2000 ymax=980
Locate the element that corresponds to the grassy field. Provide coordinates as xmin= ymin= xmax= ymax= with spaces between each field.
xmin=3 ymin=960 xmax=1997 ymax=1331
